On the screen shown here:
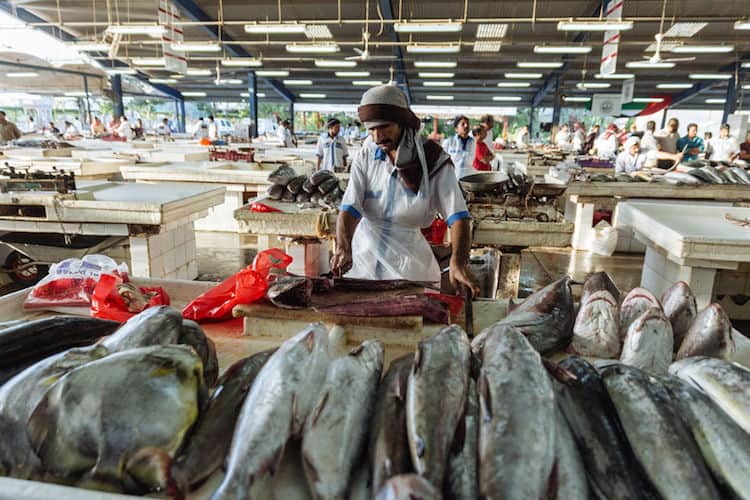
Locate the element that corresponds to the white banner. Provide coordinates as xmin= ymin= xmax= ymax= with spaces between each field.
xmin=159 ymin=0 xmax=187 ymax=74
xmin=600 ymin=0 xmax=624 ymax=75
xmin=592 ymin=94 xmax=622 ymax=117
xmin=621 ymin=77 xmax=635 ymax=103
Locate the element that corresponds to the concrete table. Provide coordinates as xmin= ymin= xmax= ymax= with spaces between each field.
xmin=3 ymin=156 xmax=134 ymax=179
xmin=615 ymin=200 xmax=750 ymax=311
xmin=0 ymin=181 xmax=224 ymax=280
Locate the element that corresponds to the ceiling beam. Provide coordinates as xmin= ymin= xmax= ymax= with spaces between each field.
xmin=170 ymin=0 xmax=294 ymax=103
xmin=670 ymin=58 xmax=748 ymax=108
xmin=378 ymin=0 xmax=411 ymax=104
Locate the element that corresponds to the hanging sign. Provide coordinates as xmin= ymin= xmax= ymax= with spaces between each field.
xmin=621 ymin=77 xmax=635 ymax=103
xmin=600 ymin=0 xmax=624 ymax=75
xmin=159 ymin=0 xmax=187 ymax=74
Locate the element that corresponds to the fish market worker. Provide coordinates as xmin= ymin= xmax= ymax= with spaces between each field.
xmin=315 ymin=118 xmax=349 ymax=172
xmin=677 ymin=123 xmax=704 ymax=161
xmin=615 ymin=136 xmax=654 ymax=175
xmin=442 ymin=115 xmax=476 ymax=180
xmin=331 ymin=84 xmax=479 ymax=295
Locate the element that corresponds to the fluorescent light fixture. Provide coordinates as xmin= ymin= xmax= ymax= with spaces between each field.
xmin=335 ymin=71 xmax=370 ymax=77
xmin=300 ymin=93 xmax=326 ymax=98
xmin=426 ymin=95 xmax=454 ymax=101
xmin=64 ymin=91 xmax=88 ymax=97
xmin=286 ymin=44 xmax=339 ymax=54
xmin=492 ymin=96 xmax=522 ymax=101
xmin=221 ymin=58 xmax=262 ymax=67
xmin=169 ymin=74 xmax=185 ymax=79
xmin=505 ymin=72 xmax=543 ymax=79
xmin=413 ymin=61 xmax=457 ymax=68
xmin=305 ymin=25 xmax=333 ymax=39
xmin=671 ymin=45 xmax=734 ymax=53
xmin=735 ymin=20 xmax=750 ymax=30
xmin=406 ymin=44 xmax=461 ymax=54
xmin=473 ymin=41 xmax=502 ymax=53
xmin=245 ymin=23 xmax=306 ymax=34
xmin=131 ymin=57 xmax=165 ymax=66
xmin=186 ymin=68 xmax=212 ymax=76
xmin=241 ymin=92 xmax=267 ymax=97
xmin=106 ymin=68 xmax=137 ymax=75
xmin=517 ymin=61 xmax=563 ymax=69
xmin=563 ymin=96 xmax=591 ymax=102
xmin=631 ymin=97 xmax=664 ymax=103
xmin=423 ymin=81 xmax=454 ymax=87
xmin=352 ymin=80 xmax=383 ymax=86
xmin=182 ymin=92 xmax=207 ymax=97
xmin=657 ymin=83 xmax=693 ymax=89
xmin=256 ymin=70 xmax=289 ymax=77
xmin=741 ymin=62 xmax=750 ymax=68
xmin=663 ymin=22 xmax=707 ymax=38
xmin=689 ymin=73 xmax=732 ymax=80
xmin=149 ymin=78 xmax=177 ymax=84
xmin=171 ymin=42 xmax=221 ymax=52
xmin=705 ymin=98 xmax=726 ymax=104
xmin=594 ymin=73 xmax=635 ymax=79
xmin=476 ymin=24 xmax=508 ymax=38
xmin=497 ymin=82 xmax=531 ymax=88
xmin=557 ymin=19 xmax=633 ymax=31
xmin=394 ymin=22 xmax=462 ymax=33
xmin=577 ymin=82 xmax=611 ymax=89
xmin=217 ymin=79 xmax=243 ymax=85
xmin=625 ymin=61 xmax=675 ymax=69
xmin=7 ymin=72 xmax=38 ymax=78
xmin=534 ymin=45 xmax=592 ymax=54
xmin=72 ymin=42 xmax=110 ymax=51
xmin=106 ymin=24 xmax=166 ymax=36
xmin=744 ymin=85 xmax=750 ymax=90
xmin=283 ymin=79 xmax=313 ymax=85
xmin=314 ymin=59 xmax=356 ymax=68
xmin=418 ymin=72 xmax=455 ymax=78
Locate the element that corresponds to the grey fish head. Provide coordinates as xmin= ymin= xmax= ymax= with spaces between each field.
xmin=676 ymin=304 xmax=734 ymax=360
xmin=101 ymin=306 xmax=183 ymax=351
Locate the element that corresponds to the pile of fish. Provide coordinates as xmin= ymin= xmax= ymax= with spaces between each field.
xmin=10 ymin=139 xmax=75 ymax=149
xmin=266 ymin=165 xmax=345 ymax=208
xmin=588 ymin=162 xmax=750 ymax=185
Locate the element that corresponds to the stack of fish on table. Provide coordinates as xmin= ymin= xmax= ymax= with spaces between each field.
xmin=1 ymin=272 xmax=750 ymax=499
xmin=586 ymin=159 xmax=750 ymax=185
xmin=265 ymin=165 xmax=345 ymax=208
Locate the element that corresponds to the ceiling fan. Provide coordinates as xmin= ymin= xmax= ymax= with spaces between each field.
xmin=346 ymin=30 xmax=397 ymax=61
xmin=634 ymin=0 xmax=695 ymax=65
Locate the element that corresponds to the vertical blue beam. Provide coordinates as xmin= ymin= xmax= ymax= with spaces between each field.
xmin=722 ymin=76 xmax=737 ymax=124
xmin=552 ymin=74 xmax=562 ymax=125
xmin=289 ymin=101 xmax=295 ymax=131
xmin=248 ymin=71 xmax=258 ymax=138
xmin=179 ymin=99 xmax=186 ymax=133
xmin=111 ymin=75 xmax=124 ymax=119
xmin=529 ymin=107 xmax=535 ymax=140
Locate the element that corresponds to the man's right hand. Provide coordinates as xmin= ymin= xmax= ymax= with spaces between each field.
xmin=330 ymin=245 xmax=353 ymax=277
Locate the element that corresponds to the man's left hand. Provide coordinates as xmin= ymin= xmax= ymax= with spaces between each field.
xmin=449 ymin=258 xmax=480 ymax=298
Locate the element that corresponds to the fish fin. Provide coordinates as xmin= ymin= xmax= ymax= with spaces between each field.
xmin=311 ymin=391 xmax=329 ymax=427
xmin=451 ymin=412 xmax=466 ymax=454
xmin=124 ymin=446 xmax=172 ymax=494
xmin=415 ymin=435 xmax=425 ymax=458
xmin=412 ymin=344 xmax=423 ymax=375
xmin=478 ymin=373 xmax=492 ymax=422
xmin=302 ymin=451 xmax=320 ymax=484
xmin=544 ymin=458 xmax=559 ymax=500
xmin=349 ymin=343 xmax=365 ymax=356
xmin=542 ymin=358 xmax=578 ymax=383
xmin=26 ymin=392 xmax=54 ymax=460
xmin=304 ymin=329 xmax=316 ymax=352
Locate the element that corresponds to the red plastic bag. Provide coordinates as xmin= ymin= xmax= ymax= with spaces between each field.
xmin=421 ymin=218 xmax=448 ymax=245
xmin=426 ymin=290 xmax=465 ymax=317
xmin=91 ymin=273 xmax=170 ymax=322
xmin=249 ymin=202 xmax=282 ymax=213
xmin=182 ymin=249 xmax=292 ymax=322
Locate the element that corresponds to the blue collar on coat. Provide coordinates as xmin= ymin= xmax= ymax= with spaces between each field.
xmin=374 ymin=147 xmax=387 ymax=161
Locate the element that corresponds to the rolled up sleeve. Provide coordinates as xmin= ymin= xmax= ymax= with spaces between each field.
xmin=430 ymin=164 xmax=470 ymax=227
xmin=315 ymin=137 xmax=324 ymax=158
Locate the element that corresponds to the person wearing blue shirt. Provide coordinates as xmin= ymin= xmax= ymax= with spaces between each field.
xmin=676 ymin=123 xmax=704 ymax=161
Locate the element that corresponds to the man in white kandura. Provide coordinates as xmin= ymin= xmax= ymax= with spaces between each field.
xmin=331 ymin=84 xmax=479 ymax=295
xmin=711 ymin=123 xmax=740 ymax=163
xmin=315 ymin=118 xmax=349 ymax=171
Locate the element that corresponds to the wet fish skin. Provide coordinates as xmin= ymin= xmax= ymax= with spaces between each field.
xmin=571 ymin=290 xmax=620 ymax=358
xmin=26 ymin=345 xmax=204 ymax=494
xmin=620 ymin=307 xmax=674 ymax=374
xmin=101 ymin=306 xmax=183 ymax=351
xmin=170 ymin=349 xmax=275 ymax=494
xmin=552 ymin=357 xmax=649 ymax=500
xmin=478 ymin=329 xmax=555 ymax=500
xmin=369 ymin=353 xmax=415 ymax=493
xmin=375 ymin=474 xmax=442 ymax=500
xmin=662 ymin=172 xmax=704 ymax=185
xmin=660 ymin=281 xmax=697 ymax=350
xmin=619 ymin=287 xmax=660 ymax=340
xmin=700 ymin=166 xmax=725 ymax=184
xmin=180 ymin=319 xmax=219 ymax=387
xmin=406 ymin=325 xmax=470 ymax=491
xmin=730 ymin=166 xmax=750 ymax=184
xmin=581 ymin=271 xmax=621 ymax=304
xmin=669 ymin=356 xmax=750 ymax=435
xmin=687 ymin=168 xmax=717 ymax=184
xmin=302 ymin=340 xmax=384 ymax=499
xmin=601 ymin=364 xmax=720 ymax=500
xmin=0 ymin=345 xmax=109 ymax=478
xmin=552 ymin=404 xmax=589 ymax=500
xmin=660 ymin=375 xmax=750 ymax=500
xmin=676 ymin=304 xmax=734 ymax=360
xmin=211 ymin=323 xmax=330 ymax=500
xmin=446 ymin=378 xmax=478 ymax=500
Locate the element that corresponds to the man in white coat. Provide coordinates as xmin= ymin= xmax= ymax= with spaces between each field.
xmin=442 ymin=115 xmax=476 ymax=180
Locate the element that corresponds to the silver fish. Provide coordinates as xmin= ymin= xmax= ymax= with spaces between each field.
xmin=620 ymin=307 xmax=674 ymax=374
xmin=211 ymin=323 xmax=330 ymax=500
xmin=571 ymin=290 xmax=620 ymax=358
xmin=406 ymin=325 xmax=470 ymax=490
xmin=660 ymin=281 xmax=697 ymax=350
xmin=581 ymin=271 xmax=621 ymax=305
xmin=669 ymin=356 xmax=750 ymax=434
xmin=302 ymin=340 xmax=384 ymax=500
xmin=375 ymin=474 xmax=441 ymax=500
xmin=676 ymin=304 xmax=734 ymax=360
xmin=0 ymin=346 xmax=108 ymax=479
xmin=180 ymin=319 xmax=219 ymax=387
xmin=27 ymin=345 xmax=204 ymax=494
xmin=446 ymin=378 xmax=478 ymax=500
xmin=101 ymin=305 xmax=183 ymax=351
xmin=660 ymin=375 xmax=750 ymax=500
xmin=700 ymin=166 xmax=725 ymax=184
xmin=619 ymin=288 xmax=660 ymax=340
xmin=552 ymin=405 xmax=589 ymax=500
xmin=730 ymin=166 xmax=750 ymax=184
xmin=663 ymin=171 xmax=704 ymax=185
xmin=477 ymin=328 xmax=556 ymax=500
xmin=601 ymin=364 xmax=720 ymax=500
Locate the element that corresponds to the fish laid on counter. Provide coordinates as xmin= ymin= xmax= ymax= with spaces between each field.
xmin=660 ymin=172 xmax=704 ymax=185
xmin=660 ymin=281 xmax=697 ymax=350
xmin=581 ymin=271 xmax=621 ymax=304
xmin=619 ymin=287 xmax=661 ymax=339
xmin=0 ymin=316 xmax=119 ymax=385
xmin=180 ymin=319 xmax=219 ymax=386
xmin=317 ymin=295 xmax=449 ymax=324
xmin=570 ymin=290 xmax=620 ymax=358
xmin=669 ymin=356 xmax=750 ymax=435
xmin=472 ymin=277 xmax=574 ymax=356
xmin=302 ymin=340 xmax=384 ymax=499
xmin=601 ymin=364 xmax=720 ymax=500
xmin=170 ymin=349 xmax=275 ymax=494
xmin=267 ymin=276 xmax=313 ymax=309
xmin=375 ymin=474 xmax=442 ymax=500
xmin=101 ymin=305 xmax=183 ymax=351
xmin=660 ymin=376 xmax=750 ymax=500
xmin=212 ymin=324 xmax=330 ymax=499
xmin=477 ymin=328 xmax=555 ymax=500
xmin=552 ymin=357 xmax=649 ymax=500
xmin=552 ymin=404 xmax=589 ymax=500
xmin=620 ymin=307 xmax=674 ymax=374
xmin=676 ymin=304 xmax=734 ymax=360
xmin=267 ymin=165 xmax=297 ymax=185
xmin=446 ymin=378 xmax=479 ymax=500
xmin=406 ymin=325 xmax=471 ymax=491
xmin=329 ymin=277 xmax=437 ymax=292
xmin=369 ymin=353 xmax=414 ymax=493
xmin=27 ymin=345 xmax=205 ymax=494
xmin=730 ymin=166 xmax=750 ymax=184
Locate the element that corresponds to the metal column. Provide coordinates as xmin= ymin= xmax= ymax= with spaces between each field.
xmin=248 ymin=71 xmax=258 ymax=138
xmin=722 ymin=76 xmax=737 ymax=124
xmin=82 ymin=75 xmax=92 ymax=126
xmin=111 ymin=75 xmax=124 ymax=119
xmin=289 ymin=101 xmax=294 ymax=130
xmin=528 ymin=107 xmax=535 ymax=140
xmin=552 ymin=74 xmax=562 ymax=126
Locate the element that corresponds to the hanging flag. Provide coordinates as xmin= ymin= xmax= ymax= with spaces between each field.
xmin=159 ymin=0 xmax=187 ymax=74
xmin=600 ymin=0 xmax=624 ymax=75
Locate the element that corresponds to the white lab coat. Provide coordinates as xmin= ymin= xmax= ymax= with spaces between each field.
xmin=572 ymin=129 xmax=585 ymax=153
xmin=554 ymin=130 xmax=571 ymax=148
xmin=442 ymin=134 xmax=476 ymax=179
xmin=208 ymin=121 xmax=218 ymax=141
xmin=640 ymin=131 xmax=658 ymax=154
xmin=515 ymin=130 xmax=528 ymax=147
xmin=115 ymin=121 xmax=133 ymax=140
xmin=615 ymin=150 xmax=657 ymax=175
xmin=340 ymin=136 xmax=470 ymax=283
xmin=315 ymin=133 xmax=349 ymax=171
xmin=711 ymin=136 xmax=740 ymax=162
xmin=595 ymin=133 xmax=618 ymax=159
xmin=484 ymin=129 xmax=494 ymax=151
xmin=277 ymin=126 xmax=294 ymax=147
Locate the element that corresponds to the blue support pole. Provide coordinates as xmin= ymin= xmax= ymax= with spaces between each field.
xmin=289 ymin=101 xmax=295 ymax=131
xmin=722 ymin=76 xmax=737 ymax=124
xmin=248 ymin=71 xmax=258 ymax=138
xmin=552 ymin=75 xmax=562 ymax=126
xmin=179 ymin=99 xmax=186 ymax=133
xmin=111 ymin=75 xmax=124 ymax=119
xmin=529 ymin=107 xmax=535 ymax=140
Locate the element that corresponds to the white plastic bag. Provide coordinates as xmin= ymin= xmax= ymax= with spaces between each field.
xmin=590 ymin=220 xmax=618 ymax=257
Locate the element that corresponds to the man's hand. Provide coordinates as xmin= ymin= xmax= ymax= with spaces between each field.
xmin=449 ymin=258 xmax=480 ymax=298
xmin=330 ymin=244 xmax=353 ymax=277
